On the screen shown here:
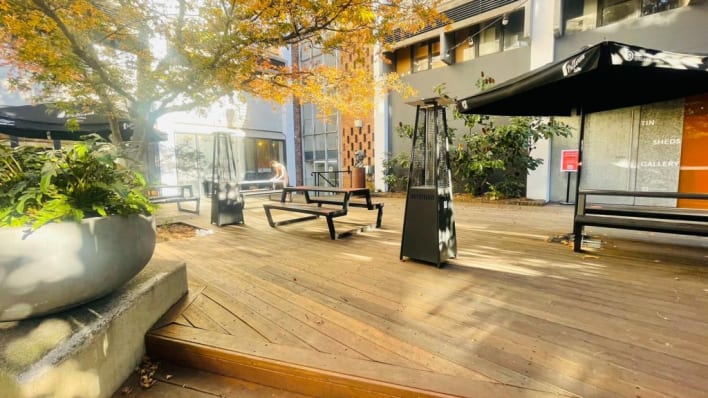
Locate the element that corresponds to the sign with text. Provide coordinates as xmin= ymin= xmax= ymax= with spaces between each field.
xmin=561 ymin=149 xmax=579 ymax=172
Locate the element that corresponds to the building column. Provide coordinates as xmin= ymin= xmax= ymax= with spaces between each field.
xmin=373 ymin=46 xmax=393 ymax=192
xmin=526 ymin=0 xmax=557 ymax=201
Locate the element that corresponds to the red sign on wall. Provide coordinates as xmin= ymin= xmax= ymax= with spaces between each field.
xmin=561 ymin=149 xmax=579 ymax=172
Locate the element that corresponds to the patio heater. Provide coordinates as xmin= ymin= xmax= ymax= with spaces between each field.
xmin=210 ymin=132 xmax=244 ymax=226
xmin=400 ymin=97 xmax=457 ymax=267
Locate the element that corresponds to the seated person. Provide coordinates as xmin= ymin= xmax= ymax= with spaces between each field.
xmin=270 ymin=160 xmax=288 ymax=188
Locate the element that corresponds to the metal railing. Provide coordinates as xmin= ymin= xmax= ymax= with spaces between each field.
xmin=311 ymin=169 xmax=352 ymax=189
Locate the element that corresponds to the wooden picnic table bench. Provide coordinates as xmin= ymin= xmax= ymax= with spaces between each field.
xmin=239 ymin=179 xmax=284 ymax=198
xmin=263 ymin=202 xmax=348 ymax=240
xmin=306 ymin=195 xmax=384 ymax=229
xmin=573 ymin=190 xmax=708 ymax=252
xmin=149 ymin=184 xmax=200 ymax=215
xmin=263 ymin=186 xmax=383 ymax=239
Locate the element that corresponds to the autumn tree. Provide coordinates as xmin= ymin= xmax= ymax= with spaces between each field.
xmin=0 ymin=0 xmax=438 ymax=157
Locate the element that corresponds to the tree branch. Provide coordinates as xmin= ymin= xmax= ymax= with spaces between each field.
xmin=31 ymin=0 xmax=137 ymax=103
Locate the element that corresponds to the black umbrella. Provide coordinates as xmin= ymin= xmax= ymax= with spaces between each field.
xmin=455 ymin=41 xmax=708 ymax=207
xmin=0 ymin=104 xmax=137 ymax=141
xmin=457 ymin=41 xmax=708 ymax=117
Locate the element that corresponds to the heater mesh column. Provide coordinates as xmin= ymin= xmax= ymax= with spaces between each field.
xmin=400 ymin=98 xmax=457 ymax=267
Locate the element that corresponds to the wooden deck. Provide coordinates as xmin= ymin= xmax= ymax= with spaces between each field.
xmin=147 ymin=195 xmax=708 ymax=398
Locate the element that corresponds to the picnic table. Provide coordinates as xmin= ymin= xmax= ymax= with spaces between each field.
xmin=263 ymin=186 xmax=383 ymax=239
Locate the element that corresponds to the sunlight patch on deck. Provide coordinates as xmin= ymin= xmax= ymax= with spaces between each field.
xmin=457 ymin=225 xmax=549 ymax=240
xmin=379 ymin=240 xmax=403 ymax=246
xmin=452 ymin=259 xmax=544 ymax=276
xmin=338 ymin=253 xmax=373 ymax=261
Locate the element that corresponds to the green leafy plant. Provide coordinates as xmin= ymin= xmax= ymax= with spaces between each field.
xmin=382 ymin=152 xmax=410 ymax=192
xmin=0 ymin=137 xmax=154 ymax=230
xmin=394 ymin=77 xmax=572 ymax=198
xmin=452 ymin=107 xmax=572 ymax=198
xmin=452 ymin=74 xmax=572 ymax=198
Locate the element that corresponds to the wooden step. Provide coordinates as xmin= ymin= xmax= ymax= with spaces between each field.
xmin=146 ymin=324 xmax=566 ymax=398
xmin=112 ymin=359 xmax=312 ymax=398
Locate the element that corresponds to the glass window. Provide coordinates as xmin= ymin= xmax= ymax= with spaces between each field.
xmin=563 ymin=0 xmax=686 ymax=34
xmin=395 ymin=47 xmax=412 ymax=75
xmin=601 ymin=0 xmax=640 ymax=26
xmin=315 ymin=116 xmax=325 ymax=134
xmin=503 ymin=11 xmax=525 ymax=51
xmin=641 ymin=0 xmax=686 ymax=15
xmin=303 ymin=116 xmax=313 ymax=136
xmin=315 ymin=134 xmax=326 ymax=158
xmin=455 ymin=27 xmax=477 ymax=63
xmin=236 ymin=137 xmax=284 ymax=178
xmin=478 ymin=21 xmax=501 ymax=56
xmin=323 ymin=52 xmax=337 ymax=67
xmin=413 ymin=42 xmax=429 ymax=72
xmin=174 ymin=134 xmax=200 ymax=185
xmin=563 ymin=0 xmax=598 ymax=34
xmin=326 ymin=113 xmax=338 ymax=132
xmin=327 ymin=132 xmax=338 ymax=151
xmin=431 ymin=41 xmax=445 ymax=69
xmin=304 ymin=135 xmax=314 ymax=161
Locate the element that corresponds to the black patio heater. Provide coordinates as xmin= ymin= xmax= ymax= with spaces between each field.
xmin=210 ymin=132 xmax=244 ymax=226
xmin=400 ymin=97 xmax=457 ymax=267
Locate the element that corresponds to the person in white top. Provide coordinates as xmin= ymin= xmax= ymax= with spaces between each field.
xmin=270 ymin=160 xmax=288 ymax=188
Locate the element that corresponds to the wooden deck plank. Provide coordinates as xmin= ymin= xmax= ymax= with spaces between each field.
xmin=192 ymin=287 xmax=270 ymax=343
xmin=202 ymin=283 xmax=371 ymax=357
xmin=325 ymin=255 xmax=708 ymax=353
xmin=197 ymin=268 xmax=421 ymax=366
xmin=148 ymin=324 xmax=569 ymax=398
xmin=319 ymin=252 xmax=708 ymax=395
xmin=250 ymin=266 xmax=700 ymax=397
xmin=207 ymin=256 xmax=497 ymax=379
xmin=199 ymin=260 xmax=462 ymax=369
xmin=181 ymin=295 xmax=231 ymax=334
xmin=240 ymin=262 xmax=583 ymax=395
xmin=148 ymin=197 xmax=708 ymax=398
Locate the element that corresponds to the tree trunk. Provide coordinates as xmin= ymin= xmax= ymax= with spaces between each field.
xmin=108 ymin=117 xmax=123 ymax=143
xmin=122 ymin=105 xmax=153 ymax=179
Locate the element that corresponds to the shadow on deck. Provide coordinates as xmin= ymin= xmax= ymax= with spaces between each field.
xmin=139 ymin=196 xmax=708 ymax=397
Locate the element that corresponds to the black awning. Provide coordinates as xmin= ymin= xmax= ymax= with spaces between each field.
xmin=456 ymin=41 xmax=708 ymax=116
xmin=0 ymin=104 xmax=164 ymax=142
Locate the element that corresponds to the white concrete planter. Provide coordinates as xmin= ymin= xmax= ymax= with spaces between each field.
xmin=0 ymin=214 xmax=156 ymax=322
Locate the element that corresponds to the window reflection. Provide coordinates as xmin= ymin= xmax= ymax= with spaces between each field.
xmin=563 ymin=0 xmax=688 ymax=34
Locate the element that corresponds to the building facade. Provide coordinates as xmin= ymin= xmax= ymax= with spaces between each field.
xmin=154 ymin=93 xmax=291 ymax=196
xmin=296 ymin=44 xmax=376 ymax=188
xmin=375 ymin=0 xmax=708 ymax=204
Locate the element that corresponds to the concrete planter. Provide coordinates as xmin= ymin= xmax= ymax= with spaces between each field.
xmin=0 ymin=214 xmax=156 ymax=322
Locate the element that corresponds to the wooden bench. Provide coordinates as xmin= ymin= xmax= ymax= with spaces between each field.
xmin=573 ymin=190 xmax=708 ymax=252
xmin=150 ymin=195 xmax=200 ymax=215
xmin=149 ymin=185 xmax=200 ymax=215
xmin=306 ymin=196 xmax=384 ymax=228
xmin=263 ymin=202 xmax=347 ymax=240
xmin=238 ymin=180 xmax=285 ymax=203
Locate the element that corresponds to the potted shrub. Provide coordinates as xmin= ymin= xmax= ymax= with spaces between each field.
xmin=0 ymin=136 xmax=156 ymax=321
